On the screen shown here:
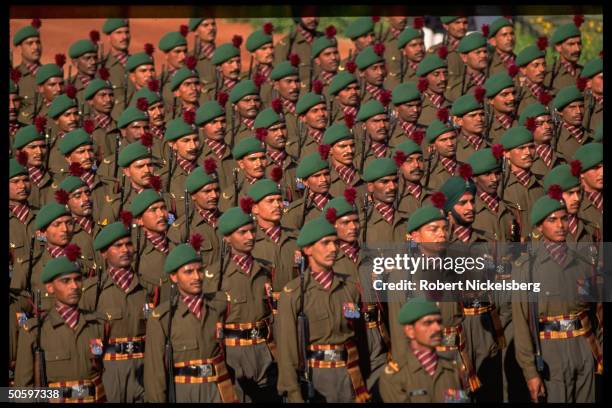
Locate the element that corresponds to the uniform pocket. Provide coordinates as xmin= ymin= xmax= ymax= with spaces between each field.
xmin=45 ymin=349 xmax=71 ymax=362
xmin=104 ymin=308 xmax=123 ymax=321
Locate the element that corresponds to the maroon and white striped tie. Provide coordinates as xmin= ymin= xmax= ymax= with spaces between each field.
xmin=9 ymin=122 xmax=20 ymax=137
xmin=176 ymin=157 xmax=196 ymax=174
xmin=339 ymin=241 xmax=359 ymax=264
xmin=463 ymin=133 xmax=484 ymax=151
xmin=413 ymin=348 xmax=438 ymax=376
xmin=365 ymin=83 xmax=382 ymax=100
xmin=47 ymin=245 xmax=65 ymax=258
xmin=107 ymin=266 xmax=134 ymax=292
xmin=151 ymin=126 xmax=165 ymax=140
xmin=535 ymin=144 xmax=553 ymax=168
xmin=231 ymin=252 xmax=253 ymax=275
xmin=544 ymin=240 xmax=568 ymax=266
xmin=9 ymin=203 xmax=30 ymax=224
xmin=593 ymin=95 xmax=603 ymax=106
xmin=401 ymin=120 xmax=416 ymax=137
xmin=568 ymin=214 xmax=578 ymax=236
xmin=56 ymin=304 xmax=80 ymax=330
xmin=27 ymin=166 xmax=44 ymax=186
xmin=440 ymin=156 xmax=457 ymax=175
xmin=223 ymin=78 xmax=238 ymax=92
xmin=425 ymin=91 xmax=444 ymax=109
xmin=512 ymin=169 xmax=531 ymax=187
xmin=281 ymin=97 xmax=296 ymax=114
xmin=454 ymin=225 xmax=472 ymax=243
xmin=114 ymin=52 xmax=128 ymax=67
xmin=26 ymin=62 xmax=40 ymax=76
xmin=390 ymin=26 xmax=402 ymax=40
xmin=375 ymin=201 xmax=394 ymax=224
xmin=310 ymin=192 xmax=330 ymax=210
xmin=263 ymin=225 xmax=281 ymax=244
xmin=320 ymin=70 xmax=335 ymax=85
xmin=496 ymin=114 xmax=514 ymax=130
xmin=587 ymin=191 xmax=603 ymax=212
xmin=198 ymin=208 xmax=219 ymax=228
xmin=478 ymin=191 xmax=499 ymax=214
xmin=74 ymin=215 xmax=94 ymax=235
xmin=308 ymin=129 xmax=323 ymax=144
xmin=525 ymin=78 xmax=545 ymax=100
xmin=181 ymin=294 xmax=203 ymax=320
xmin=311 ymin=268 xmax=333 ymax=290
xmin=334 ymin=163 xmax=357 ymax=185
xmin=200 ymin=42 xmax=215 ymax=60
xmin=267 ymin=149 xmax=286 ymax=167
xmin=497 ymin=51 xmax=516 ymax=68
xmin=371 ymin=141 xmax=388 ymax=158
xmin=206 ymin=139 xmax=226 ymax=159
xmin=242 ymin=117 xmax=255 ymax=130
xmin=447 ymin=37 xmax=460 ymax=52
xmin=297 ymin=25 xmax=314 ymax=44
xmin=78 ymin=74 xmax=93 ymax=89
xmin=560 ymin=59 xmax=577 ymax=78
xmin=146 ymin=231 xmax=169 ymax=254
xmin=94 ymin=112 xmax=112 ymax=131
xmin=562 ymin=122 xmax=585 ymax=144
xmin=405 ymin=182 xmax=422 ymax=200
xmin=342 ymin=105 xmax=358 ymax=119
xmin=469 ymin=70 xmax=486 ymax=87
xmin=256 ymin=64 xmax=273 ymax=81
xmin=81 ymin=170 xmax=95 ymax=190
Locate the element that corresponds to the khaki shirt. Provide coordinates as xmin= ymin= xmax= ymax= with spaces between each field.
xmin=502 ymin=171 xmax=545 ymax=241
xmin=281 ymin=194 xmax=326 ymax=231
xmin=251 ymin=224 xmax=299 ymax=292
xmin=556 ymin=123 xmax=592 ymax=163
xmin=167 ymin=208 xmax=222 ymax=267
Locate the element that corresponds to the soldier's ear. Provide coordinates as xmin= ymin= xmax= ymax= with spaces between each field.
xmin=460 ymin=53 xmax=468 ymax=64
xmin=45 ymin=282 xmax=55 ymax=295
xmin=488 ymin=38 xmax=497 ymax=48
xmin=237 ymin=159 xmax=245 ymax=170
xmin=366 ymin=182 xmax=375 ymax=194
xmin=173 ymin=90 xmax=180 ymax=98
xmin=403 ymin=323 xmax=415 ymax=340
xmin=169 ymin=272 xmax=178 ymax=284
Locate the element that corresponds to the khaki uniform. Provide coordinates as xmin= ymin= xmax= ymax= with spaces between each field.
xmin=157 ymin=159 xmax=195 ymax=219
xmin=191 ymin=41 xmax=216 ymax=89
xmin=396 ymin=182 xmax=432 ymax=215
xmin=329 ymin=166 xmax=366 ymax=200
xmin=429 ymin=42 xmax=463 ymax=83
xmin=446 ymin=68 xmax=484 ymax=103
xmin=531 ymin=144 xmax=563 ymax=179
xmin=28 ymin=169 xmax=58 ymax=209
xmin=281 ymin=194 xmax=328 ymax=231
xmin=364 ymin=204 xmax=409 ymax=245
xmin=9 ymin=290 xmax=33 ymax=385
xmin=274 ymin=28 xmax=323 ymax=85
xmin=52 ymin=171 xmax=112 ymax=224
xmin=487 ymin=116 xmax=515 ymax=146
xmin=384 ymin=58 xmax=418 ymax=91
xmin=488 ymin=51 xmax=516 ymax=77
xmin=501 ymin=171 xmax=544 ymax=241
xmin=132 ymin=228 xmax=175 ymax=305
xmin=91 ymin=121 xmax=120 ymax=160
xmin=417 ymin=94 xmax=451 ymax=127
xmin=472 ymin=195 xmax=519 ymax=242
xmin=555 ymin=124 xmax=592 ymax=163
xmin=456 ymin=132 xmax=490 ymax=164
xmin=388 ymin=121 xmax=425 ymax=149
xmin=9 ymin=206 xmax=38 ymax=272
xmin=578 ymin=193 xmax=602 ymax=232
xmin=252 ymin=225 xmax=299 ymax=293
xmin=424 ymin=155 xmax=458 ymax=192
xmin=167 ymin=208 xmax=222 ymax=267
xmin=198 ymin=137 xmax=237 ymax=192
xmin=103 ymin=53 xmax=128 ymax=95
xmin=549 ymin=62 xmax=582 ymax=95
xmin=582 ymin=93 xmax=602 ymax=132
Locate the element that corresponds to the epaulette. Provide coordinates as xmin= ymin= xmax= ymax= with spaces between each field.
xmin=502 ymin=199 xmax=521 ymax=211
xmin=514 ymin=252 xmax=531 ymax=267
xmin=151 ymin=301 xmax=170 ymax=319
xmin=283 ymin=279 xmax=300 ymax=293
xmin=253 ymin=257 xmax=273 ymax=268
xmin=22 ymin=317 xmax=39 ymax=332
xmin=384 ymin=360 xmax=400 ymax=375
xmin=103 ymin=158 xmax=112 ymax=164
xmin=81 ymin=276 xmax=98 ymax=292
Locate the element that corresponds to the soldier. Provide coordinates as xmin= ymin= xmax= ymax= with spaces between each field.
xmin=80 ymin=221 xmax=148 ymax=402
xmin=381 ymin=16 xmax=408 ymax=82
xmin=14 ymin=256 xmax=107 ymax=402
xmin=158 ymin=29 xmax=189 ymax=112
xmin=9 ymin=78 xmax=25 ymax=152
xmin=415 ymin=54 xmax=451 ymax=127
xmin=483 ymin=72 xmax=517 ymax=145
xmin=380 ymin=298 xmax=467 ymax=403
xmin=342 ymin=16 xmax=376 ymax=69
xmin=549 ymin=21 xmax=583 ymax=93
xmin=143 ymin=243 xmax=238 ymax=402
xmin=451 ymin=93 xmax=489 ymax=163
xmin=500 ymin=126 xmax=545 ymax=240
xmin=124 ymin=50 xmax=157 ymax=107
xmin=389 ymin=82 xmax=425 ymax=148
xmin=324 ymin=123 xmax=366 ymax=198
xmin=46 ymin=94 xmax=81 ymax=174
xmin=592 ymin=122 xmax=602 ymax=143
xmin=518 ymin=103 xmax=563 ymax=178
xmin=245 ymin=23 xmax=275 ymax=105
xmin=423 ymin=116 xmax=460 ymax=191
xmin=295 ymin=91 xmax=328 ymax=158
xmin=580 ymin=57 xmax=602 ymax=132
xmin=552 ymin=85 xmax=591 ymax=161
xmin=67 ymin=39 xmax=99 ymax=106
xmin=393 ymin=139 xmax=432 ymax=214
xmin=84 ymin=74 xmax=120 ymax=159
xmin=12 ymin=20 xmax=42 ymax=121
xmin=311 ymin=27 xmax=340 ymax=94
xmin=356 ymin=100 xmax=392 ymax=170
xmin=269 ymin=60 xmax=301 ymax=149
xmin=228 ymin=80 xmax=261 ymax=145
xmin=512 ymin=191 xmax=601 ymax=402
xmin=573 ymin=143 xmax=603 ymax=231
xmin=168 ymin=63 xmax=202 ymax=121
xmin=386 ymin=24 xmax=426 ymax=90
xmin=328 ymin=67 xmax=360 ymax=125
xmin=355 ymin=44 xmax=389 ymax=105
xmin=447 ymin=32 xmax=488 ymax=102
xmin=208 ymin=40 xmax=243 ymax=100
xmin=229 ymin=137 xmax=269 ymax=205
xmin=131 ymin=87 xmax=167 ymax=156
xmin=9 ymin=288 xmax=33 ymax=387
xmin=486 ymin=17 xmax=516 ymax=76
xmin=276 ymin=217 xmax=370 ymax=403
xmin=26 ymin=62 xmax=65 ymax=124
xmin=188 ymin=18 xmax=217 ymax=90
xmin=515 ymin=43 xmax=551 ymax=117
xmin=428 ymin=16 xmax=468 ymax=81
xmin=101 ymin=18 xmax=130 ymax=92
xmin=274 ymin=16 xmax=322 ymax=84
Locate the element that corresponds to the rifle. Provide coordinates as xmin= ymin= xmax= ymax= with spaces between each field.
xmin=513 ymin=85 xmax=525 ymax=119
xmin=26 ymin=235 xmax=36 ymax=294
xmin=166 ymin=149 xmax=175 ymax=193
xmin=44 ymin=130 xmax=51 ymax=172
xmin=360 ymin=133 xmax=368 ymax=173
xmin=584 ymin=89 xmax=595 ymax=133
xmin=551 ymin=109 xmax=561 ymax=154
xmin=232 ymin=168 xmax=240 ymax=206
xmin=214 ymin=68 xmax=220 ymax=101
xmin=113 ymin=132 xmax=120 ymax=178
xmin=123 ymin=70 xmax=129 ymax=110
xmin=300 ymin=186 xmax=310 ymax=228
xmin=193 ymin=34 xmax=201 ymax=60
xmin=172 ymin=96 xmax=178 ymax=120
xmin=399 ymin=52 xmax=405 ymax=83
xmin=184 ymin=188 xmax=190 ymax=239
xmin=94 ymin=264 xmax=103 ymax=310
xmin=286 ymin=24 xmax=298 ymax=61
xmin=296 ymin=254 xmax=314 ymax=401
xmin=230 ymin=110 xmax=238 ymax=148
xmin=308 ymin=56 xmax=313 ymax=92
xmin=33 ymin=289 xmax=47 ymax=387
xmin=248 ymin=55 xmax=254 ymax=80
xmin=460 ymin=65 xmax=467 ymax=96
xmin=165 ymin=284 xmax=178 ymax=403
xmin=526 ymin=245 xmax=545 ymax=375
xmin=500 ymin=156 xmax=509 ymax=200
xmin=327 ymin=98 xmax=334 ymax=127
xmin=135 ymin=225 xmax=142 ymax=277
xmin=547 ymin=55 xmax=558 ymax=90
xmin=483 ymin=103 xmax=494 ymax=143
xmin=423 ymin=148 xmax=437 ymax=189
xmin=362 ymin=193 xmax=372 ymax=245
xmin=117 ymin=174 xmax=126 ymax=215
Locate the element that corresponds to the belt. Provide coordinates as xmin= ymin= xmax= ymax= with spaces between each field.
xmin=222 ymin=320 xmax=269 ymax=346
xmin=436 ymin=325 xmax=482 ymax=393
xmin=463 ymin=302 xmax=494 ymax=316
xmin=307 ymin=348 xmax=348 ymax=363
xmin=362 ymin=304 xmax=379 ymax=329
xmin=103 ymin=337 xmax=145 ymax=360
xmin=174 ymin=356 xmax=224 ymax=382
xmin=539 ymin=311 xmax=589 ymax=340
xmin=271 ymin=291 xmax=280 ymax=315
xmin=48 ymin=376 xmax=105 ymax=403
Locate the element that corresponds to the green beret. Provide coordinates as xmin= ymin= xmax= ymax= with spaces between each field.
xmin=58 ymin=176 xmax=86 ymax=194
xmin=440 ymin=16 xmax=459 ymax=24
xmin=10 ymin=79 xmax=18 ymax=94
xmin=40 ymin=256 xmax=80 ymax=284
xmin=425 ymin=119 xmax=454 ymax=144
xmin=126 ymin=52 xmax=154 ymax=73
xmin=392 ymin=82 xmax=421 ymax=106
xmin=398 ymin=297 xmax=441 ymax=325
xmin=48 ymin=94 xmax=77 ymax=120
xmin=164 ymin=244 xmax=201 ymax=274
xmin=573 ymin=143 xmax=603 ymax=172
xmin=130 ymin=88 xmax=162 ymax=107
xmin=196 ymin=101 xmax=225 ymax=126
xmin=552 ymin=85 xmax=583 ymax=111
xmin=451 ymin=94 xmax=483 ymax=117
xmin=102 ymin=18 xmax=129 ymax=35
xmin=68 ymin=39 xmax=97 ymax=59
xmin=248 ymin=179 xmax=281 ymax=202
xmin=13 ymin=25 xmax=40 ymax=46
xmin=270 ymin=61 xmax=299 ymax=81
xmin=158 ymin=32 xmax=187 ymax=53
xmin=458 ymin=32 xmax=487 ymax=54
xmin=232 ymin=136 xmax=265 ymax=160
xmin=323 ymin=123 xmax=353 ymax=146
xmin=416 ymin=54 xmax=447 ymax=77
xmin=9 ymin=158 xmax=27 ymax=179
xmin=531 ymin=195 xmax=565 ymax=226
xmin=297 ymin=217 xmax=337 ymax=248
xmin=439 ymin=176 xmax=477 ymax=213
xmin=515 ymin=45 xmax=546 ymax=67
xmin=188 ymin=18 xmax=204 ymax=32
xmin=518 ymin=103 xmax=549 ymax=126
xmin=328 ymin=72 xmax=358 ymax=96
xmin=36 ymin=203 xmax=70 ymax=230
xmin=254 ymin=108 xmax=282 ymax=129
xmin=406 ymin=205 xmax=445 ymax=233
xmin=356 ymin=100 xmax=385 ymax=122
xmin=118 ymin=142 xmax=151 ymax=168
xmin=170 ymin=67 xmax=199 ymax=92
xmin=185 ymin=166 xmax=219 ymax=194
xmin=130 ymin=189 xmax=163 ymax=217
xmin=484 ymin=72 xmax=514 ymax=98
xmin=355 ymin=46 xmax=385 ymax=70
xmin=500 ymin=126 xmax=533 ymax=150
xmin=35 ymin=64 xmax=63 ymax=86
xmin=58 ymin=129 xmax=92 ymax=156
xmin=398 ymin=28 xmax=423 ymax=49
xmin=363 ymin=158 xmax=398 ymax=182
xmin=323 ymin=196 xmax=357 ymax=218
xmin=14 ymin=125 xmax=44 ymax=150
xmin=94 ymin=222 xmax=131 ymax=251
xmin=211 ymin=43 xmax=240 ymax=66
xmin=165 ymin=117 xmax=197 ymax=142
xmin=543 ymin=164 xmax=579 ymax=192
xmin=489 ymin=17 xmax=513 ymax=38
xmin=467 ymin=148 xmax=501 ymax=176
xmin=296 ymin=92 xmax=325 ymax=115
xmin=229 ymin=80 xmax=259 ymax=104
xmin=345 ymin=16 xmax=375 ymax=40
xmin=118 ymin=106 xmax=148 ymax=129
xmin=581 ymin=57 xmax=602 ymax=79
xmin=246 ymin=29 xmax=273 ymax=53
xmin=551 ymin=23 xmax=581 ymax=45
xmin=218 ymin=207 xmax=253 ymax=236
xmin=393 ymin=139 xmax=422 ymax=157
xmin=312 ymin=36 xmax=337 ymax=58
xmin=296 ymin=152 xmax=330 ymax=179
xmin=593 ymin=123 xmax=602 ymax=143
xmin=84 ymin=79 xmax=112 ymax=100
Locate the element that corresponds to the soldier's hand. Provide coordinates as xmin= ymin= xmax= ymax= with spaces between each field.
xmin=527 ymin=375 xmax=546 ymax=403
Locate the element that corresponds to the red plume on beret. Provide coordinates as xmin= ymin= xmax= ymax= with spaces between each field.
xmin=189 ymin=233 xmax=204 ymax=253
xmin=474 ymin=85 xmax=486 ymax=103
xmin=325 ymin=207 xmax=338 ymax=224
xmin=458 ymin=163 xmax=473 ymax=180
xmin=180 ymin=24 xmax=189 ymax=37
xmin=481 ymin=24 xmax=490 ymax=37
xmin=54 ymin=188 xmax=70 ymax=205
xmin=147 ymin=78 xmax=160 ymax=92
xmin=379 ymin=89 xmax=392 ymax=107
xmin=140 ymin=132 xmax=153 ymax=148
xmin=547 ymin=184 xmax=563 ymax=200
xmin=289 ymin=53 xmax=301 ymax=67
xmin=204 ymin=157 xmax=217 ymax=174
xmin=431 ymin=191 xmax=446 ymax=209
xmin=55 ymin=53 xmax=66 ymax=68
xmin=573 ymin=14 xmax=584 ymax=28
xmin=240 ymin=196 xmax=254 ymax=214
xmin=437 ymin=45 xmax=448 ymax=60
xmin=255 ymin=127 xmax=268 ymax=142
xmin=318 ymin=144 xmax=331 ymax=160
xmin=64 ymin=83 xmax=77 ymax=99
xmin=436 ymin=108 xmax=449 ymax=123
xmin=217 ymin=91 xmax=229 ymax=106
xmin=576 ymin=77 xmax=588 ymax=92
xmin=149 ymin=175 xmax=162 ymax=192
xmin=393 ymin=150 xmax=407 ymax=167
xmin=507 ymin=64 xmax=519 ymax=78
xmin=98 ymin=67 xmax=110 ymax=81
xmin=525 ymin=117 xmax=537 ymax=133
xmin=373 ymin=42 xmax=385 ymax=57
xmin=325 ymin=25 xmax=337 ymax=39
xmin=536 ymin=36 xmax=549 ymax=51
xmin=410 ymin=129 xmax=425 ymax=145
xmin=89 ymin=30 xmax=100 ymax=44
xmin=232 ymin=35 xmax=243 ymax=48
xmin=253 ymin=73 xmax=266 ymax=88
xmin=312 ymin=79 xmax=323 ymax=95
xmin=372 ymin=16 xmax=381 ymax=23
xmin=345 ymin=60 xmax=357 ymax=74
xmin=64 ymin=244 xmax=81 ymax=262
xmin=17 ymin=150 xmax=29 ymax=166
xmin=344 ymin=187 xmax=357 ymax=205
xmin=137 ymin=97 xmax=149 ymax=111
xmin=144 ymin=43 xmax=155 ymax=56
xmin=183 ymin=110 xmax=196 ymax=125
xmin=119 ymin=210 xmax=133 ymax=228
xmin=270 ymin=166 xmax=283 ymax=183
xmin=570 ymin=160 xmax=582 ymax=177
xmin=185 ymin=55 xmax=197 ymax=70
xmin=10 ymin=68 xmax=22 ymax=84
xmin=413 ymin=17 xmax=425 ymax=30
xmin=34 ymin=116 xmax=47 ymax=133
xmin=271 ymin=98 xmax=282 ymax=113
xmin=417 ymin=77 xmax=429 ymax=92
xmin=344 ymin=112 xmax=355 ymax=129
xmin=31 ymin=18 xmax=42 ymax=29
xmin=492 ymin=144 xmax=504 ymax=160
xmin=69 ymin=162 xmax=84 ymax=177
xmin=263 ymin=22 xmax=274 ymax=35
xmin=538 ymin=91 xmax=552 ymax=106
xmin=83 ymin=119 xmax=95 ymax=134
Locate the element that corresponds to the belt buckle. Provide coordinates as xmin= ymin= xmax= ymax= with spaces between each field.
xmin=250 ymin=327 xmax=260 ymax=339
xmin=71 ymin=384 xmax=86 ymax=398
xmin=323 ymin=349 xmax=339 ymax=362
xmin=560 ymin=319 xmax=575 ymax=331
xmin=197 ymin=364 xmax=212 ymax=377
xmin=125 ymin=342 xmax=134 ymax=354
xmin=547 ymin=321 xmax=560 ymax=331
xmin=442 ymin=332 xmax=457 ymax=347
xmin=471 ymin=299 xmax=481 ymax=309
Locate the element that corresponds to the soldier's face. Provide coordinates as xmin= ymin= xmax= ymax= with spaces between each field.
xmin=67 ymin=186 xmax=93 ymax=217
xmin=411 ymin=220 xmax=448 ymax=254
xmin=193 ymin=182 xmax=220 ymax=211
xmin=124 ymin=120 xmax=150 ymax=143
xmin=426 ymin=68 xmax=447 ymax=94
xmin=275 ymin=76 xmax=300 ymax=102
xmin=9 ymin=175 xmax=31 ymax=202
xmin=196 ymin=19 xmax=217 ymax=43
xmin=226 ymin=223 xmax=255 ymax=253
xmin=254 ymin=43 xmax=274 ymax=65
xmin=125 ymin=158 xmax=155 ymax=188
xmin=203 ymin=116 xmax=226 ymax=141
xmin=335 ymin=214 xmax=360 ymax=243
xmin=43 ymin=215 xmax=75 ymax=246
xmin=170 ymin=133 xmax=200 ymax=161
xmin=444 ymin=18 xmax=468 ymax=39
xmin=302 ymin=103 xmax=327 ymax=130
xmin=473 ymin=170 xmax=500 ymax=195
xmin=171 ymin=262 xmax=204 ymax=296
xmin=67 ymin=144 xmax=96 ymax=171
xmin=220 ymin=57 xmax=241 ymax=80
xmin=396 ymin=100 xmax=422 ymax=122
xmin=73 ymin=52 xmax=98 ymax=76
xmin=404 ymin=314 xmax=443 ymax=348
xmin=362 ymin=62 xmax=387 ymax=86
xmin=490 ymin=26 xmax=515 ymax=53
xmin=388 ymin=16 xmax=408 ymax=30
xmin=555 ymin=37 xmax=582 ymax=63
xmin=560 ymin=101 xmax=584 ymax=126
xmin=175 ymin=78 xmax=201 ymax=104
xmin=102 ymin=237 xmax=134 ymax=269
xmin=354 ymin=32 xmax=375 ymax=51
xmin=300 ymin=17 xmax=319 ymax=31
xmin=9 ymin=93 xmax=21 ymax=121
xmin=589 ymin=72 xmax=603 ymax=96
xmin=433 ymin=131 xmax=456 ymax=158
xmin=505 ymin=142 xmax=534 ymax=170
xmin=252 ymin=194 xmax=283 ymax=223
xmin=581 ymin=163 xmax=603 ymax=191
xmin=47 ymin=273 xmax=82 ymax=306
xmin=304 ymin=235 xmax=338 ymax=269
xmin=400 ymin=153 xmax=424 ymax=183
xmin=109 ymin=27 xmax=130 ymax=52
xmin=368 ymin=175 xmax=398 ymax=204
xmin=315 ymin=47 xmax=340 ymax=73
xmin=130 ymin=65 xmax=156 ymax=88
xmin=265 ymin=123 xmax=287 ymax=149
xmin=490 ymin=87 xmax=515 ymax=114
xmin=138 ymin=201 xmax=169 ymax=233
xmin=330 ymin=139 xmax=355 ymax=166
xmin=532 ymin=115 xmax=554 ymax=144
xmin=456 ymin=109 xmax=485 ymax=134
xmin=167 ymin=46 xmax=188 ymax=70
xmin=148 ymin=102 xmax=165 ymax=127
xmin=19 ymin=37 xmax=42 ymax=63
xmin=90 ymin=89 xmax=114 ymax=114
xmin=21 ymin=141 xmax=47 ymax=167
xmin=364 ymin=113 xmax=389 ymax=142
xmin=337 ymin=83 xmax=360 ymax=107
xmin=537 ymin=209 xmax=568 ymax=242
xmin=520 ymin=58 xmax=546 ymax=84
xmin=403 ymin=38 xmax=425 ymax=63
xmin=305 ymin=169 xmax=331 ymax=194
xmin=238 ymin=152 xmax=267 ymax=179
xmin=452 ymin=191 xmax=475 ymax=223
xmin=56 ymin=107 xmax=80 ymax=132
xmin=236 ymin=95 xmax=261 ymax=119
xmin=461 ymin=47 xmax=488 ymax=71
xmin=562 ymin=187 xmax=582 ymax=215
xmin=38 ymin=77 xmax=64 ymax=102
